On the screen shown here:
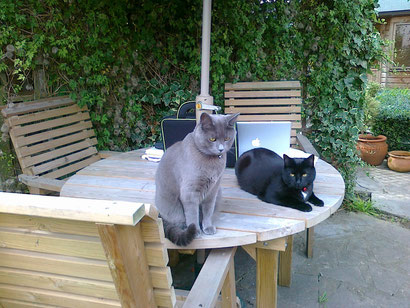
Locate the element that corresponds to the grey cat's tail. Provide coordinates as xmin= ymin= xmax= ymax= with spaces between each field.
xmin=163 ymin=220 xmax=197 ymax=246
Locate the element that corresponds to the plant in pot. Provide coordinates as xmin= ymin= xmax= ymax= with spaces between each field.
xmin=356 ymin=83 xmax=388 ymax=166
xmin=371 ymin=88 xmax=410 ymax=172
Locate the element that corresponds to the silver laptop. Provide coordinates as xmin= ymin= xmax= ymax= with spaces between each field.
xmin=236 ymin=121 xmax=292 ymax=157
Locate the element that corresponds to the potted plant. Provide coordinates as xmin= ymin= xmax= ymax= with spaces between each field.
xmin=387 ymin=151 xmax=410 ymax=172
xmin=357 ymin=134 xmax=388 ymax=166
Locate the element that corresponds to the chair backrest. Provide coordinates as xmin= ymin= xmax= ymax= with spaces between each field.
xmin=0 ymin=192 xmax=176 ymax=308
xmin=1 ymin=96 xmax=100 ymax=179
xmin=224 ymin=81 xmax=302 ymax=148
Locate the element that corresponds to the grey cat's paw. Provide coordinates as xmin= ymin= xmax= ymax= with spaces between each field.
xmin=194 ymin=228 xmax=201 ymax=238
xmin=202 ymin=226 xmax=217 ymax=235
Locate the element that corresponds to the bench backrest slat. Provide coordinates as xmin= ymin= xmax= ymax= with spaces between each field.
xmin=2 ymin=96 xmax=100 ymax=179
xmin=225 ymin=81 xmax=302 ymax=147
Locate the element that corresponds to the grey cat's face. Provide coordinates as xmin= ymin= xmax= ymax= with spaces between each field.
xmin=194 ymin=113 xmax=239 ymax=156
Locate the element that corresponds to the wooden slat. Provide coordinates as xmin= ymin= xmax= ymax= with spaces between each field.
xmin=1 ymin=96 xmax=74 ymax=117
xmin=18 ymin=129 xmax=96 ymax=158
xmin=225 ymin=106 xmax=301 ymax=114
xmin=42 ymin=154 xmax=100 ymax=179
xmin=8 ymin=104 xmax=87 ymax=126
xmin=154 ymin=287 xmax=176 ymax=308
xmin=225 ymin=98 xmax=301 ymax=106
xmin=141 ymin=219 xmax=165 ymax=243
xmin=0 ymin=248 xmax=113 ymax=281
xmin=0 ymin=213 xmax=98 ymax=237
xmin=236 ymin=114 xmax=301 ymax=121
xmin=0 ymin=298 xmax=53 ymax=308
xmin=225 ymin=81 xmax=301 ymax=90
xmin=11 ymin=112 xmax=90 ymax=137
xmin=183 ymin=247 xmax=236 ymax=308
xmin=145 ymin=242 xmax=169 ymax=267
xmin=149 ymin=266 xmax=173 ymax=289
xmin=0 ymin=227 xmax=106 ymax=260
xmin=21 ymin=138 xmax=98 ymax=168
xmin=0 ymin=192 xmax=146 ymax=226
xmin=12 ymin=121 xmax=93 ymax=148
xmin=0 ymin=267 xmax=118 ymax=300
xmin=0 ymin=284 xmax=120 ymax=308
xmin=225 ymin=90 xmax=301 ymax=98
xmin=18 ymin=174 xmax=64 ymax=192
xmin=98 ymin=224 xmax=157 ymax=308
xmin=221 ymin=258 xmax=237 ymax=308
xmin=32 ymin=147 xmax=98 ymax=175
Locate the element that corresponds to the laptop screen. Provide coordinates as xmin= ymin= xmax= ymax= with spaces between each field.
xmin=236 ymin=121 xmax=292 ymax=157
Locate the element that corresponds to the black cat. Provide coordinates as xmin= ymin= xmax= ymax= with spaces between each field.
xmin=235 ymin=148 xmax=324 ymax=212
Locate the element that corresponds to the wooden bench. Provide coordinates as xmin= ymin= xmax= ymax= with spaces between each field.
xmin=225 ymin=80 xmax=320 ymax=258
xmin=1 ymin=96 xmax=117 ymax=195
xmin=0 ymin=192 xmax=238 ymax=308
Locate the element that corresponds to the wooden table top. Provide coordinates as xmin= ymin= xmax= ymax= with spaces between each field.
xmin=60 ymin=148 xmax=345 ymax=249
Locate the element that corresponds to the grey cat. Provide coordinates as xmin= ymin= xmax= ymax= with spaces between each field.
xmin=155 ymin=112 xmax=239 ymax=246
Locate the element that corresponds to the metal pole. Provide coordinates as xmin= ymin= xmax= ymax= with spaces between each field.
xmin=196 ymin=0 xmax=214 ymax=122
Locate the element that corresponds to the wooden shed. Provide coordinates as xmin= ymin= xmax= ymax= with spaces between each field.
xmin=370 ymin=0 xmax=410 ymax=88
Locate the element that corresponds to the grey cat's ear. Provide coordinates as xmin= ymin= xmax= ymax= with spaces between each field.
xmin=226 ymin=113 xmax=240 ymax=127
xmin=199 ymin=112 xmax=214 ymax=130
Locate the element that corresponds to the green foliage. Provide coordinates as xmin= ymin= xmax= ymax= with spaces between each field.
xmin=345 ymin=197 xmax=379 ymax=217
xmin=363 ymin=82 xmax=381 ymax=130
xmin=0 ymin=0 xmax=387 ymax=198
xmin=372 ymin=88 xmax=410 ymax=151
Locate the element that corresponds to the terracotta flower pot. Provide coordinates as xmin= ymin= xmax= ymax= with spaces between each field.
xmin=357 ymin=134 xmax=388 ymax=166
xmin=387 ymin=151 xmax=410 ymax=172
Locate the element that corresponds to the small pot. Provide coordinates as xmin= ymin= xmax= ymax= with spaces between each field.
xmin=387 ymin=151 xmax=410 ymax=172
xmin=357 ymin=134 xmax=388 ymax=166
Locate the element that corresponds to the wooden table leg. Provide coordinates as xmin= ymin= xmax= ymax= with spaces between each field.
xmin=256 ymin=248 xmax=279 ymax=308
xmin=279 ymin=235 xmax=293 ymax=287
xmin=306 ymin=227 xmax=314 ymax=258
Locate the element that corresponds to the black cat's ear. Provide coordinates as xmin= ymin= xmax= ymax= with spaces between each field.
xmin=200 ymin=112 xmax=214 ymax=130
xmin=305 ymin=154 xmax=315 ymax=167
xmin=283 ymin=154 xmax=293 ymax=167
xmin=226 ymin=113 xmax=240 ymax=128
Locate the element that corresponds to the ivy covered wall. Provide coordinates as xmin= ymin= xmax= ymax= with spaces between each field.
xmin=0 ymin=0 xmax=386 ymax=197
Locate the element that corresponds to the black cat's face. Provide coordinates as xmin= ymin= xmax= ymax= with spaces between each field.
xmin=282 ymin=154 xmax=316 ymax=190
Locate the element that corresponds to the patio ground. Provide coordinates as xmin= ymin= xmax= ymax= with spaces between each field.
xmin=172 ymin=160 xmax=410 ymax=307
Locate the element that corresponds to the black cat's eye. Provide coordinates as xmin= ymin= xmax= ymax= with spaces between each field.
xmin=209 ymin=137 xmax=216 ymax=142
xmin=290 ymin=173 xmax=295 ymax=177
xmin=224 ymin=137 xmax=230 ymax=141
xmin=302 ymin=173 xmax=307 ymax=177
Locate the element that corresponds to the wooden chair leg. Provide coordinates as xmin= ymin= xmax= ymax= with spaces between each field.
xmin=278 ymin=235 xmax=293 ymax=287
xmin=221 ymin=258 xmax=237 ymax=308
xmin=256 ymin=248 xmax=279 ymax=308
xmin=306 ymin=227 xmax=314 ymax=258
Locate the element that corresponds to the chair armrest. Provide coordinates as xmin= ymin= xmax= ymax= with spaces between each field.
xmin=99 ymin=150 xmax=121 ymax=159
xmin=18 ymin=174 xmax=64 ymax=192
xmin=296 ymin=133 xmax=320 ymax=158
xmin=183 ymin=247 xmax=237 ymax=308
xmin=0 ymin=192 xmax=146 ymax=225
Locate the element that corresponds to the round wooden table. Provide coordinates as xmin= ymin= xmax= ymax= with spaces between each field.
xmin=61 ymin=148 xmax=344 ymax=248
xmin=60 ymin=148 xmax=344 ymax=308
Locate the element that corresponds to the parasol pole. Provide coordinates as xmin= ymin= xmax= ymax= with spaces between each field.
xmin=195 ymin=0 xmax=219 ymax=122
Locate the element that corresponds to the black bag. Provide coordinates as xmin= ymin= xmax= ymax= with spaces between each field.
xmin=159 ymin=101 xmax=237 ymax=168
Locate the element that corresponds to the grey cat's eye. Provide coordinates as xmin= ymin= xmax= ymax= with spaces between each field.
xmin=224 ymin=137 xmax=230 ymax=141
xmin=302 ymin=173 xmax=307 ymax=177
xmin=209 ymin=137 xmax=216 ymax=142
xmin=290 ymin=173 xmax=295 ymax=177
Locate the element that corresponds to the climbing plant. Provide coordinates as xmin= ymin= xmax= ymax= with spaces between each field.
xmin=0 ymin=0 xmax=386 ymax=198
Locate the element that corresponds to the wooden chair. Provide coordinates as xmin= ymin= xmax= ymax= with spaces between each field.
xmin=1 ymin=96 xmax=116 ymax=195
xmin=0 ymin=192 xmax=238 ymax=308
xmin=224 ymin=80 xmax=319 ymax=258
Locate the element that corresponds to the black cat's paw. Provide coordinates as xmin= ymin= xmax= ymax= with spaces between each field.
xmin=202 ymin=226 xmax=217 ymax=235
xmin=309 ymin=194 xmax=324 ymax=207
xmin=297 ymin=203 xmax=312 ymax=212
